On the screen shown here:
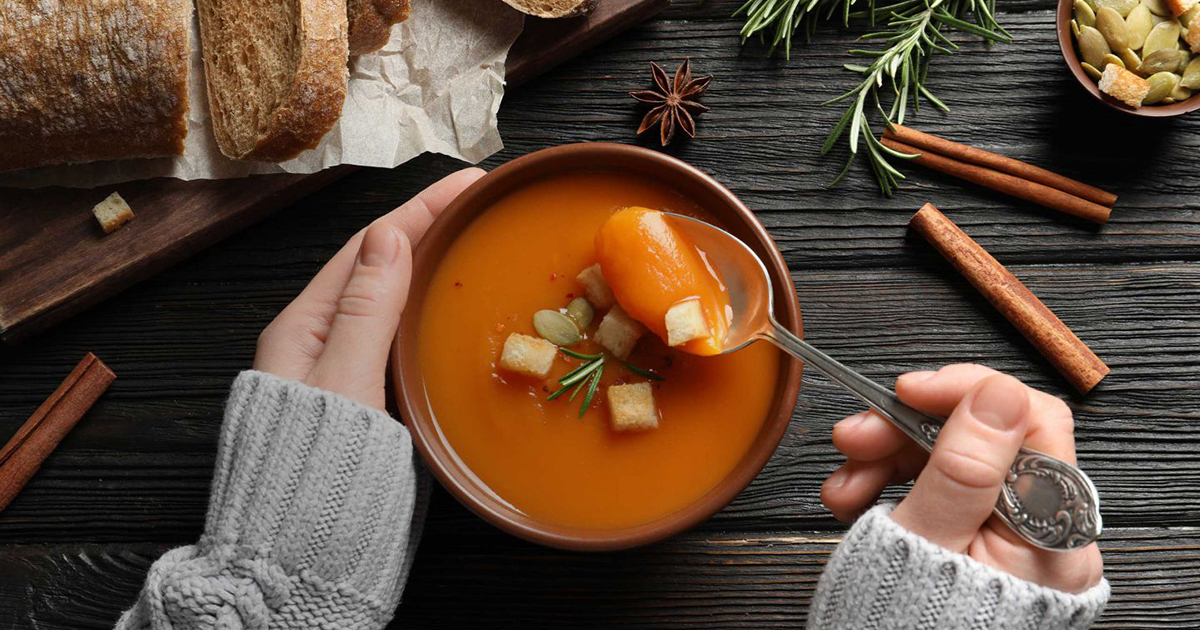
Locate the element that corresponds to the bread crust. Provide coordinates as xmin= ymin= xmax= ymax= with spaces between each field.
xmin=348 ymin=0 xmax=412 ymax=56
xmin=0 ymin=0 xmax=191 ymax=172
xmin=500 ymin=0 xmax=598 ymax=18
xmin=199 ymin=0 xmax=349 ymax=162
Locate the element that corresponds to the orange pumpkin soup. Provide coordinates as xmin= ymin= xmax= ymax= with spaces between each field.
xmin=417 ymin=170 xmax=780 ymax=530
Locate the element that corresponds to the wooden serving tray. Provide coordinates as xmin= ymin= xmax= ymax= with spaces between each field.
xmin=0 ymin=0 xmax=668 ymax=344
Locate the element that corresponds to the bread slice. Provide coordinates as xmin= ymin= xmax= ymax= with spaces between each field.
xmin=500 ymin=0 xmax=597 ymax=18
xmin=1099 ymin=65 xmax=1152 ymax=107
xmin=348 ymin=0 xmax=411 ymax=55
xmin=196 ymin=0 xmax=349 ymax=161
xmin=0 ymin=0 xmax=190 ymax=172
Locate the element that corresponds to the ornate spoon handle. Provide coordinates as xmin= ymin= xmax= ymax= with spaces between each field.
xmin=760 ymin=319 xmax=1102 ymax=551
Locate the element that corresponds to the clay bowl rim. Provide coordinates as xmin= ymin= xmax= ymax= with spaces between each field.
xmin=1056 ymin=0 xmax=1200 ymax=117
xmin=390 ymin=142 xmax=804 ymax=552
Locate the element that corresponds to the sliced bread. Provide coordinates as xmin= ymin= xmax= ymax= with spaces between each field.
xmin=196 ymin=0 xmax=349 ymax=161
xmin=348 ymin=0 xmax=412 ymax=55
xmin=500 ymin=0 xmax=598 ymax=18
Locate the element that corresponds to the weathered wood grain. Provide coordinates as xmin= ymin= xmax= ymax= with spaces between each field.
xmin=2 ymin=526 xmax=1197 ymax=628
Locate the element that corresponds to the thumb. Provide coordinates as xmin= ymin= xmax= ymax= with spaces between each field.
xmin=889 ymin=374 xmax=1029 ymax=552
xmin=307 ymin=222 xmax=412 ymax=409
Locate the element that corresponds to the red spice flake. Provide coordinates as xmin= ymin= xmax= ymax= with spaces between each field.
xmin=495 ymin=324 xmax=506 ymax=333
xmin=453 ymin=281 xmax=463 ymax=288
xmin=550 ymin=273 xmax=558 ymax=281
xmin=566 ymin=292 xmax=575 ymax=299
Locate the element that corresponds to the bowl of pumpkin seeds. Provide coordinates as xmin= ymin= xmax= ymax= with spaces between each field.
xmin=1058 ymin=0 xmax=1200 ymax=115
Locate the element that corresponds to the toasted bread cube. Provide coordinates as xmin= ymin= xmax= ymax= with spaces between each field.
xmin=607 ymin=382 xmax=658 ymax=431
xmin=499 ymin=333 xmax=556 ymax=378
xmin=92 ymin=192 xmax=134 ymax=234
xmin=1188 ymin=16 xmax=1200 ymax=52
xmin=1168 ymin=0 xmax=1197 ymax=17
xmin=664 ymin=299 xmax=709 ymax=347
xmin=575 ymin=264 xmax=616 ymax=310
xmin=594 ymin=305 xmax=644 ymax=359
xmin=1098 ymin=65 xmax=1151 ymax=107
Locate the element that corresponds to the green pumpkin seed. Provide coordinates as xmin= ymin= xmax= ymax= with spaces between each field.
xmin=1082 ymin=61 xmax=1105 ymax=79
xmin=1119 ymin=47 xmax=1143 ymax=69
xmin=1143 ymin=0 xmax=1171 ymax=16
xmin=1143 ymin=20 xmax=1182 ymax=56
xmin=1139 ymin=48 xmax=1188 ymax=73
xmin=1180 ymin=56 xmax=1200 ymax=87
xmin=1093 ymin=0 xmax=1139 ymax=17
xmin=1100 ymin=52 xmax=1126 ymax=69
xmin=1152 ymin=12 xmax=1175 ymax=25
xmin=1078 ymin=25 xmax=1113 ymax=67
xmin=1126 ymin=4 xmax=1155 ymax=49
xmin=1161 ymin=96 xmax=1177 ymax=103
xmin=1143 ymin=71 xmax=1181 ymax=103
xmin=533 ymin=309 xmax=581 ymax=346
xmin=1097 ymin=7 xmax=1131 ymax=50
xmin=565 ymin=297 xmax=595 ymax=330
xmin=1073 ymin=18 xmax=1083 ymax=38
xmin=1171 ymin=83 xmax=1194 ymax=100
xmin=1076 ymin=0 xmax=1099 ymax=26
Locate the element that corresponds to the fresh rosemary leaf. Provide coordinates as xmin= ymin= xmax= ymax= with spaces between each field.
xmin=560 ymin=348 xmax=603 ymax=361
xmin=559 ymin=358 xmax=603 ymax=388
xmin=622 ymin=360 xmax=665 ymax=381
xmin=579 ymin=366 xmax=604 ymax=418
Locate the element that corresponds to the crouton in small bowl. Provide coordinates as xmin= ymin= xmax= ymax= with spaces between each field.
xmin=391 ymin=143 xmax=803 ymax=551
xmin=1057 ymin=0 xmax=1200 ymax=116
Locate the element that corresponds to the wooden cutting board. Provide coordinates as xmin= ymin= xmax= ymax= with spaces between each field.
xmin=0 ymin=0 xmax=668 ymax=344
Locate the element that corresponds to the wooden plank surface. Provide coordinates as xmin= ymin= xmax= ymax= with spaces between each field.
xmin=0 ymin=0 xmax=667 ymax=344
xmin=2 ymin=0 xmax=1200 ymax=626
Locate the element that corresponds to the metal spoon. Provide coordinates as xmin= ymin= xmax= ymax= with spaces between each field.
xmin=664 ymin=212 xmax=1102 ymax=551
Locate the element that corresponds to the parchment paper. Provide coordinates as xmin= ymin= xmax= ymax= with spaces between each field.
xmin=0 ymin=0 xmax=524 ymax=189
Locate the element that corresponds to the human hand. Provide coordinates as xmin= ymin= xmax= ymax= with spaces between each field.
xmin=253 ymin=168 xmax=485 ymax=410
xmin=820 ymin=364 xmax=1103 ymax=593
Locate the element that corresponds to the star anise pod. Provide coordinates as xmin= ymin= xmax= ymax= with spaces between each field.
xmin=630 ymin=59 xmax=712 ymax=146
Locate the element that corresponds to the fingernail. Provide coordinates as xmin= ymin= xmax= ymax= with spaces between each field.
xmin=835 ymin=411 xmax=871 ymax=432
xmin=898 ymin=370 xmax=937 ymax=386
xmin=360 ymin=225 xmax=399 ymax=268
xmin=969 ymin=377 xmax=1025 ymax=431
xmin=826 ymin=466 xmax=851 ymax=489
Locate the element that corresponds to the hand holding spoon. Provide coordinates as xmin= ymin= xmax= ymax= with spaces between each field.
xmin=663 ymin=212 xmax=1102 ymax=551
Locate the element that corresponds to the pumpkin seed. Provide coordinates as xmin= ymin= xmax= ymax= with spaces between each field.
xmin=1082 ymin=61 xmax=1105 ymax=79
xmin=1139 ymin=48 xmax=1188 ymax=73
xmin=533 ymin=309 xmax=581 ymax=346
xmin=1161 ymin=96 xmax=1177 ymax=103
xmin=1126 ymin=4 xmax=1155 ymax=49
xmin=1181 ymin=56 xmax=1200 ymax=87
xmin=565 ymin=297 xmax=595 ymax=330
xmin=1152 ymin=12 xmax=1175 ymax=25
xmin=1143 ymin=71 xmax=1181 ymax=103
xmin=1100 ymin=53 xmax=1125 ymax=69
xmin=1075 ymin=0 xmax=1099 ymax=26
xmin=1078 ymin=25 xmax=1113 ymax=67
xmin=1073 ymin=18 xmax=1083 ymax=38
xmin=1143 ymin=0 xmax=1171 ymax=16
xmin=1093 ymin=0 xmax=1139 ymax=17
xmin=1171 ymin=83 xmax=1193 ymax=100
xmin=1143 ymin=20 xmax=1182 ymax=56
xmin=1119 ymin=47 xmax=1143 ymax=69
xmin=1096 ymin=7 xmax=1131 ymax=50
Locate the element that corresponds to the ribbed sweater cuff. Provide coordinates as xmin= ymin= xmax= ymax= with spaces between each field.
xmin=116 ymin=371 xmax=428 ymax=630
xmin=808 ymin=504 xmax=1109 ymax=630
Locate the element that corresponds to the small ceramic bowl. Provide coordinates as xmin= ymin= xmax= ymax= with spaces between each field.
xmin=390 ymin=143 xmax=804 ymax=551
xmin=1057 ymin=0 xmax=1200 ymax=117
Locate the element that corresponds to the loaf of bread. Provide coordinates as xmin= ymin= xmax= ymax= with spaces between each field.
xmin=197 ymin=0 xmax=349 ymax=161
xmin=0 ymin=0 xmax=192 ymax=172
xmin=348 ymin=0 xmax=412 ymax=55
xmin=501 ymin=0 xmax=597 ymax=18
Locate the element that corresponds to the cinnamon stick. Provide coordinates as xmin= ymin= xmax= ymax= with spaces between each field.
xmin=909 ymin=204 xmax=1109 ymax=394
xmin=882 ymin=137 xmax=1113 ymax=225
xmin=0 ymin=353 xmax=115 ymax=512
xmin=885 ymin=125 xmax=1118 ymax=207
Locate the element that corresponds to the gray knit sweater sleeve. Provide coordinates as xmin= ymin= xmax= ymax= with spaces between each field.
xmin=116 ymin=370 xmax=428 ymax=630
xmin=808 ymin=504 xmax=1109 ymax=630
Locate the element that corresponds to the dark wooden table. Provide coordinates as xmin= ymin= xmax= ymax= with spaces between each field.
xmin=3 ymin=1 xmax=1199 ymax=627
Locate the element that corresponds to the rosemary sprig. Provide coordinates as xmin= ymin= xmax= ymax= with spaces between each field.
xmin=736 ymin=0 xmax=1010 ymax=195
xmin=547 ymin=349 xmax=663 ymax=416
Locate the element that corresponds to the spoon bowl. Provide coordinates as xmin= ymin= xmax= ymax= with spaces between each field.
xmin=665 ymin=212 xmax=1103 ymax=552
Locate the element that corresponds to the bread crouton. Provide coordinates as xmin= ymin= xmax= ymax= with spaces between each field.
xmin=499 ymin=333 xmax=556 ymax=378
xmin=1099 ymin=65 xmax=1151 ymax=106
xmin=575 ymin=264 xmax=616 ymax=310
xmin=607 ymin=382 xmax=658 ymax=431
xmin=92 ymin=192 xmax=134 ymax=234
xmin=1187 ymin=15 xmax=1200 ymax=52
xmin=594 ymin=305 xmax=644 ymax=359
xmin=1168 ymin=0 xmax=1197 ymax=17
xmin=664 ymin=299 xmax=708 ymax=347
